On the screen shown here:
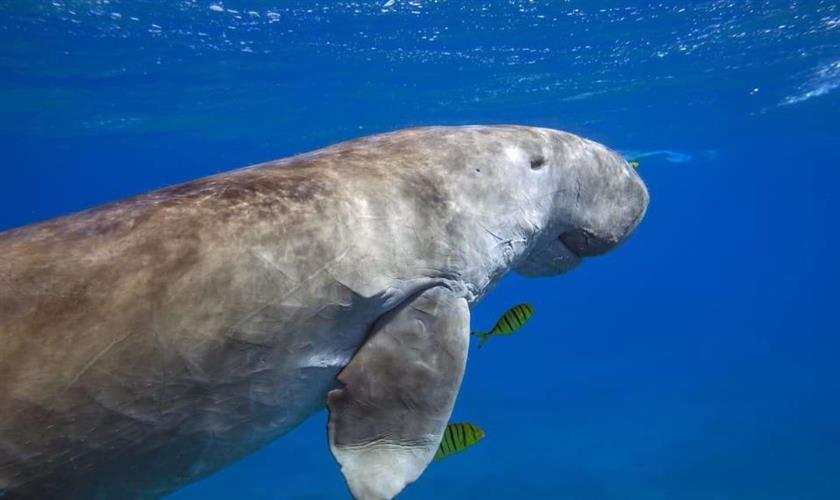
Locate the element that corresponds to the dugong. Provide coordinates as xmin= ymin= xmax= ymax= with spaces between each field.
xmin=0 ymin=126 xmax=648 ymax=499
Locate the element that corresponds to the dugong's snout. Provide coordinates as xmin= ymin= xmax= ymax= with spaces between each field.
xmin=559 ymin=158 xmax=649 ymax=257
xmin=515 ymin=138 xmax=649 ymax=277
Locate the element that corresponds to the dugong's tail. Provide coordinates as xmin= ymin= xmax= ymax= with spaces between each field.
xmin=471 ymin=331 xmax=491 ymax=348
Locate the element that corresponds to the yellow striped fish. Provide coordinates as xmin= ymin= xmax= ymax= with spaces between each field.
xmin=472 ymin=303 xmax=534 ymax=348
xmin=434 ymin=423 xmax=485 ymax=461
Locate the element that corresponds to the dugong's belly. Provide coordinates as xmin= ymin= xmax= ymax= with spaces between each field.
xmin=1 ymin=318 xmax=359 ymax=498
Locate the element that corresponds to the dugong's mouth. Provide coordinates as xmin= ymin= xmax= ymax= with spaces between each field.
xmin=558 ymin=228 xmax=615 ymax=258
xmin=517 ymin=226 xmax=629 ymax=276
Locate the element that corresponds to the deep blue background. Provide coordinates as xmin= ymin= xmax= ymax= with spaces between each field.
xmin=2 ymin=1 xmax=839 ymax=498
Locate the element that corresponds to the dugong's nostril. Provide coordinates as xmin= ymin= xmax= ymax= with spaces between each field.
xmin=530 ymin=156 xmax=546 ymax=170
xmin=559 ymin=228 xmax=615 ymax=257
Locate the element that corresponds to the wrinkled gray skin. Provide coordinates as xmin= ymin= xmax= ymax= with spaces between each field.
xmin=0 ymin=126 xmax=648 ymax=499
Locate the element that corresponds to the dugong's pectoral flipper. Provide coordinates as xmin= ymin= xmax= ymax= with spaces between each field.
xmin=327 ymin=287 xmax=470 ymax=500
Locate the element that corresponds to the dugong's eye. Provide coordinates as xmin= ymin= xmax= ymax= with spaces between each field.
xmin=530 ymin=156 xmax=546 ymax=170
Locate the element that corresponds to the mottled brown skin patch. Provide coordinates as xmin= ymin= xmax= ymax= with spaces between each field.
xmin=0 ymin=145 xmax=343 ymax=498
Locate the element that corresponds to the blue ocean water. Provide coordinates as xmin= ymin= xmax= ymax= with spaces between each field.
xmin=1 ymin=1 xmax=839 ymax=498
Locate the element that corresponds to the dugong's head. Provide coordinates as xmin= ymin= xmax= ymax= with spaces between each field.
xmin=464 ymin=126 xmax=649 ymax=276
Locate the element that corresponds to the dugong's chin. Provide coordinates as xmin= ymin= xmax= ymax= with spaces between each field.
xmin=513 ymin=236 xmax=582 ymax=277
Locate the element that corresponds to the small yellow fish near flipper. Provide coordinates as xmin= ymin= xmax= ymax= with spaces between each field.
xmin=471 ymin=303 xmax=534 ymax=348
xmin=629 ymin=161 xmax=640 ymax=169
xmin=434 ymin=422 xmax=486 ymax=461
